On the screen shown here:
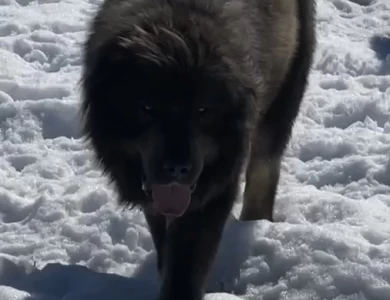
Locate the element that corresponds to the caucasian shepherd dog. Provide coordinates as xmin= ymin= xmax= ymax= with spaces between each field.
xmin=80 ymin=0 xmax=316 ymax=299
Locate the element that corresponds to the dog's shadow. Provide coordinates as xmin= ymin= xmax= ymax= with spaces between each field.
xmin=370 ymin=34 xmax=390 ymax=75
xmin=0 ymin=214 xmax=260 ymax=299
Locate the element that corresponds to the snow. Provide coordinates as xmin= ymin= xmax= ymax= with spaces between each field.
xmin=0 ymin=0 xmax=389 ymax=299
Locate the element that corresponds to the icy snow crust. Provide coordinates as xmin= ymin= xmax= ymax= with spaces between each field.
xmin=0 ymin=0 xmax=389 ymax=299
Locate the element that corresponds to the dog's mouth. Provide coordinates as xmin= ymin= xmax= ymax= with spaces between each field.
xmin=142 ymin=176 xmax=196 ymax=217
xmin=142 ymin=178 xmax=197 ymax=193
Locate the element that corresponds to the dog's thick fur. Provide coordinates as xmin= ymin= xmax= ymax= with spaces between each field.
xmin=81 ymin=0 xmax=316 ymax=299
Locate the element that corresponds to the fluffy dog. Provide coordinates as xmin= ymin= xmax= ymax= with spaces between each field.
xmin=80 ymin=0 xmax=316 ymax=299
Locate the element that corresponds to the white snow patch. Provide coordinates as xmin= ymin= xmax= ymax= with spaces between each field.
xmin=0 ymin=0 xmax=389 ymax=299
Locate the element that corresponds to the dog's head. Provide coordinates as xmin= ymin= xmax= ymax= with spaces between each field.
xmin=82 ymin=12 xmax=255 ymax=217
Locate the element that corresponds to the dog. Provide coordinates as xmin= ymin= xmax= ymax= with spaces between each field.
xmin=80 ymin=0 xmax=316 ymax=299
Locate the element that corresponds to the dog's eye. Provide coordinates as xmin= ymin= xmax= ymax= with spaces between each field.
xmin=142 ymin=105 xmax=157 ymax=113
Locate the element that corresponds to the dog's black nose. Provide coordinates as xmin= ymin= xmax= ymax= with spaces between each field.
xmin=163 ymin=161 xmax=192 ymax=179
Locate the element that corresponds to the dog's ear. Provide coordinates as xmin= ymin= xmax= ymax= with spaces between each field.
xmin=81 ymin=32 xmax=134 ymax=87
xmin=82 ymin=23 xmax=174 ymax=89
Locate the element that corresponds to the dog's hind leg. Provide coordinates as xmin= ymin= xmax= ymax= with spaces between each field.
xmin=240 ymin=131 xmax=281 ymax=222
xmin=239 ymin=0 xmax=316 ymax=222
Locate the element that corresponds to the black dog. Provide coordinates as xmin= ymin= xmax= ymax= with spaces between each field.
xmin=80 ymin=0 xmax=316 ymax=299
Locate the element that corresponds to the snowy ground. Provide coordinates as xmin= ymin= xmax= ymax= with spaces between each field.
xmin=0 ymin=0 xmax=389 ymax=299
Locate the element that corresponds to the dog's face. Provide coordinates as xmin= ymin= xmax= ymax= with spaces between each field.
xmin=118 ymin=59 xmax=239 ymax=216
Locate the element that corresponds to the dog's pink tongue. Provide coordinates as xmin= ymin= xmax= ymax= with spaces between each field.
xmin=151 ymin=183 xmax=191 ymax=217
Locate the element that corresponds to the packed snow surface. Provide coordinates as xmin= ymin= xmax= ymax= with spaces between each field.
xmin=0 ymin=0 xmax=389 ymax=299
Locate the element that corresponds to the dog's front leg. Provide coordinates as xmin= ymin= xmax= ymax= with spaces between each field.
xmin=158 ymin=188 xmax=235 ymax=300
xmin=144 ymin=211 xmax=166 ymax=277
